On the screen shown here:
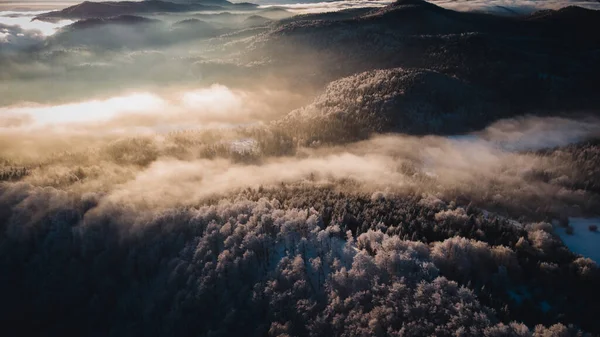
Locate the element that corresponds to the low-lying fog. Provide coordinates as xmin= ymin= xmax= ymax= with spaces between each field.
xmin=3 ymin=97 xmax=599 ymax=219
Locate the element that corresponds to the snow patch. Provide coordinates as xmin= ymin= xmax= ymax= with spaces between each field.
xmin=555 ymin=218 xmax=600 ymax=263
xmin=229 ymin=138 xmax=259 ymax=154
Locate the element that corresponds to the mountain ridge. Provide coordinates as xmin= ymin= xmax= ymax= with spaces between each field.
xmin=33 ymin=0 xmax=257 ymax=21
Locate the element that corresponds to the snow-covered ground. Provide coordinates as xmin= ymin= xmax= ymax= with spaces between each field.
xmin=555 ymin=218 xmax=600 ymax=263
xmin=229 ymin=138 xmax=259 ymax=154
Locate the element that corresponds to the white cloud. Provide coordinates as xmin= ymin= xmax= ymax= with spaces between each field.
xmin=0 ymin=29 xmax=9 ymax=42
xmin=0 ymin=12 xmax=72 ymax=36
xmin=258 ymin=0 xmax=392 ymax=14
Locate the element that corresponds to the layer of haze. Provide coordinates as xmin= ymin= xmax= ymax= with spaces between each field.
xmin=2 ymin=0 xmax=600 ymax=220
xmin=3 ymin=99 xmax=599 ymax=220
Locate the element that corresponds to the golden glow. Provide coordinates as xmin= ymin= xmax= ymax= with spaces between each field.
xmin=1 ymin=93 xmax=165 ymax=126
xmin=0 ymin=85 xmax=257 ymax=132
xmin=181 ymin=85 xmax=243 ymax=112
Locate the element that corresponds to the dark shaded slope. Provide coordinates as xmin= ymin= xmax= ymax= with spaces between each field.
xmin=46 ymin=15 xmax=166 ymax=49
xmin=276 ymin=68 xmax=506 ymax=143
xmin=170 ymin=18 xmax=228 ymax=38
xmin=277 ymin=7 xmax=373 ymax=25
xmin=526 ymin=6 xmax=600 ymax=45
xmin=243 ymin=15 xmax=272 ymax=27
xmin=247 ymin=0 xmax=600 ymax=134
xmin=64 ymin=15 xmax=160 ymax=30
xmin=253 ymin=0 xmax=600 ymax=65
xmin=45 ymin=13 xmax=229 ymax=49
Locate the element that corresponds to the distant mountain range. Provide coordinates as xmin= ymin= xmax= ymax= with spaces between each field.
xmin=33 ymin=0 xmax=259 ymax=21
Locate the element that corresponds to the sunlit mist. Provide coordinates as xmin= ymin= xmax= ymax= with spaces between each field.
xmin=0 ymin=84 xmax=281 ymax=132
xmin=0 ymin=11 xmax=72 ymax=36
xmin=1 ymin=93 xmax=165 ymax=126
